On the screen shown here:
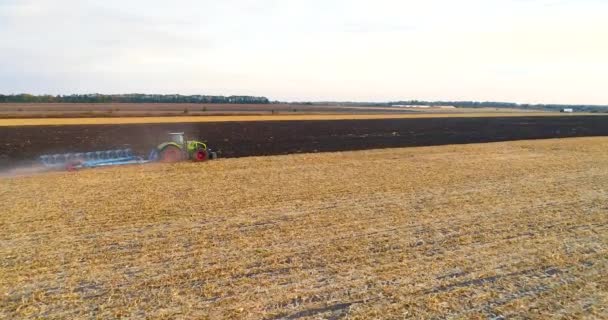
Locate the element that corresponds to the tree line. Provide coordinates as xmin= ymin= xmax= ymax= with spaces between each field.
xmin=2 ymin=94 xmax=606 ymax=112
xmin=386 ymin=100 xmax=608 ymax=112
xmin=302 ymin=100 xmax=608 ymax=113
xmin=0 ymin=94 xmax=270 ymax=104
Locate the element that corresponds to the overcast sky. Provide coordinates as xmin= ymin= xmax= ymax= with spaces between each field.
xmin=1 ymin=0 xmax=607 ymax=104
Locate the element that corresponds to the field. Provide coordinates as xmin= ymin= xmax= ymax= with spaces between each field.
xmin=1 ymin=137 xmax=607 ymax=319
xmin=0 ymin=103 xmax=543 ymax=119
xmin=2 ymin=115 xmax=608 ymax=169
xmin=0 ymin=112 xmax=573 ymax=127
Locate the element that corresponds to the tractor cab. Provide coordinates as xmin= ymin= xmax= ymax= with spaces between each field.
xmin=152 ymin=132 xmax=217 ymax=163
xmin=169 ymin=132 xmax=185 ymax=145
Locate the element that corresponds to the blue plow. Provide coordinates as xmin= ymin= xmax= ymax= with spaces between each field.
xmin=40 ymin=149 xmax=150 ymax=170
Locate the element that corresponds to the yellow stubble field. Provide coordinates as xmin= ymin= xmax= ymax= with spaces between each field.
xmin=0 ymin=112 xmax=593 ymax=127
xmin=1 ymin=137 xmax=607 ymax=319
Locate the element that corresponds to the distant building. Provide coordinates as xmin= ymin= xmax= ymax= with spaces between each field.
xmin=391 ymin=105 xmax=455 ymax=109
xmin=392 ymin=105 xmax=427 ymax=108
xmin=561 ymin=108 xmax=574 ymax=113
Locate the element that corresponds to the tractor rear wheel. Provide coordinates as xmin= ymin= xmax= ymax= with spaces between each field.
xmin=159 ymin=145 xmax=184 ymax=163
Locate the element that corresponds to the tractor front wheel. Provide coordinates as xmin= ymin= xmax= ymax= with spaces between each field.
xmin=159 ymin=145 xmax=184 ymax=163
xmin=193 ymin=150 xmax=208 ymax=162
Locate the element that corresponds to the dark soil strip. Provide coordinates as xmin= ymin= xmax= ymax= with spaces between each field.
xmin=271 ymin=300 xmax=364 ymax=320
xmin=424 ymin=267 xmax=561 ymax=295
xmin=2 ymin=116 xmax=608 ymax=168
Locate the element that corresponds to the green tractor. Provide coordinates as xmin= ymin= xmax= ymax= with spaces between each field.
xmin=151 ymin=132 xmax=218 ymax=163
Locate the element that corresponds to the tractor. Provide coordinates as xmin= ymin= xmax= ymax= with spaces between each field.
xmin=150 ymin=132 xmax=218 ymax=163
xmin=39 ymin=132 xmax=218 ymax=170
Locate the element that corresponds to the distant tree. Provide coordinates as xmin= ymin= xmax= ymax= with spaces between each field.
xmin=0 ymin=93 xmax=271 ymax=104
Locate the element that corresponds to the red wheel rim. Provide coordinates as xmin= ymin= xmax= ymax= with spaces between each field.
xmin=160 ymin=147 xmax=182 ymax=163
xmin=195 ymin=150 xmax=207 ymax=161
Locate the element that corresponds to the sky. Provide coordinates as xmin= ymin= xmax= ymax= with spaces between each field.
xmin=1 ymin=0 xmax=607 ymax=104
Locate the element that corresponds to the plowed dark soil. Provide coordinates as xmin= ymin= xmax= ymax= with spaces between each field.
xmin=1 ymin=116 xmax=608 ymax=168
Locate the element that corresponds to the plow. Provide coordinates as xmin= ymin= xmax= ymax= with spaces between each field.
xmin=39 ymin=133 xmax=218 ymax=171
